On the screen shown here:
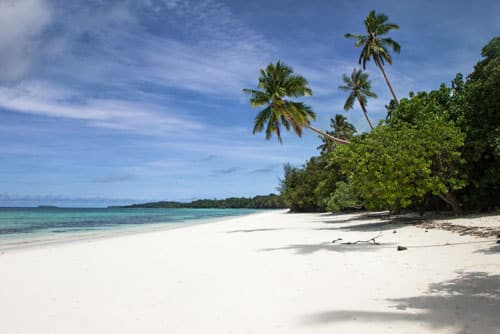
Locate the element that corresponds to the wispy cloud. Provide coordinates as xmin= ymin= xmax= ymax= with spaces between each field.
xmin=0 ymin=82 xmax=203 ymax=136
xmin=91 ymin=175 xmax=134 ymax=184
xmin=0 ymin=0 xmax=52 ymax=82
xmin=0 ymin=193 xmax=139 ymax=207
xmin=200 ymin=154 xmax=217 ymax=162
xmin=252 ymin=165 xmax=279 ymax=173
xmin=0 ymin=0 xmax=273 ymax=139
xmin=210 ymin=166 xmax=240 ymax=176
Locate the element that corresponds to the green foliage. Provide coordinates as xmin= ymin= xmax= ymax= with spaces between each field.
xmin=326 ymin=181 xmax=360 ymax=212
xmin=253 ymin=33 xmax=498 ymax=213
xmin=386 ymin=80 xmax=464 ymax=126
xmin=242 ymin=61 xmax=316 ymax=143
xmin=339 ymin=68 xmax=377 ymax=129
xmin=279 ymin=116 xmax=358 ymax=212
xmin=461 ymin=37 xmax=500 ymax=210
xmin=279 ymin=158 xmax=334 ymax=212
xmin=345 ymin=10 xmax=400 ymax=69
xmin=345 ymin=10 xmax=400 ymax=102
xmin=317 ymin=114 xmax=357 ymax=155
xmin=122 ymin=194 xmax=285 ymax=209
xmin=334 ymin=119 xmax=465 ymax=211
xmin=243 ymin=61 xmax=349 ymax=145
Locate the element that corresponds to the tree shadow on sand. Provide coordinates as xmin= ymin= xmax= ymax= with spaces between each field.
xmin=476 ymin=243 xmax=500 ymax=254
xmin=317 ymin=212 xmax=427 ymax=232
xmin=314 ymin=220 xmax=409 ymax=232
xmin=225 ymin=228 xmax=282 ymax=233
xmin=303 ymin=271 xmax=500 ymax=334
xmin=259 ymin=241 xmax=395 ymax=255
xmin=316 ymin=211 xmax=391 ymax=225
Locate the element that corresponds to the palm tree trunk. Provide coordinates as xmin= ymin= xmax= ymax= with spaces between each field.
xmin=357 ymin=98 xmax=374 ymax=129
xmin=374 ymin=58 xmax=399 ymax=104
xmin=303 ymin=123 xmax=350 ymax=145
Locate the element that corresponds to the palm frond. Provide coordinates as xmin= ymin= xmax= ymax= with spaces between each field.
xmin=242 ymin=89 xmax=270 ymax=107
xmin=381 ymin=38 xmax=401 ymax=53
xmin=345 ymin=33 xmax=364 ymax=40
xmin=346 ymin=9 xmax=400 ymax=87
xmin=243 ymin=61 xmax=319 ymax=143
xmin=344 ymin=94 xmax=356 ymax=110
xmin=253 ymin=106 xmax=273 ymax=134
xmin=362 ymin=89 xmax=378 ymax=98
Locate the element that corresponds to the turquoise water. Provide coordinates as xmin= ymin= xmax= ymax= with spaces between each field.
xmin=0 ymin=207 xmax=260 ymax=249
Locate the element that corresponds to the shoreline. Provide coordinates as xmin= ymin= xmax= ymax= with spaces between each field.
xmin=0 ymin=209 xmax=281 ymax=253
xmin=1 ymin=210 xmax=498 ymax=333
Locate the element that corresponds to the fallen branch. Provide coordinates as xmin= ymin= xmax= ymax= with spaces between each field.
xmin=332 ymin=233 xmax=383 ymax=245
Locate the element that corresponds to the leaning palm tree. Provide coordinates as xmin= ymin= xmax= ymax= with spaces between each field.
xmin=317 ymin=114 xmax=357 ymax=154
xmin=339 ymin=68 xmax=378 ymax=129
xmin=243 ymin=61 xmax=349 ymax=145
xmin=345 ymin=10 xmax=400 ymax=103
xmin=330 ymin=114 xmax=357 ymax=140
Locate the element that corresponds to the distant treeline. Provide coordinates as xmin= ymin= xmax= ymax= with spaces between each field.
xmin=119 ymin=194 xmax=285 ymax=209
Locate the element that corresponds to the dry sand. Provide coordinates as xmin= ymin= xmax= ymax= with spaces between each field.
xmin=0 ymin=210 xmax=499 ymax=334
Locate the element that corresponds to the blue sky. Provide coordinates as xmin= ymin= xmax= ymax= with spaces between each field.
xmin=1 ymin=0 xmax=499 ymax=207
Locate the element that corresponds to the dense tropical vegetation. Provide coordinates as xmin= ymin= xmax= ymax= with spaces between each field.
xmin=244 ymin=10 xmax=499 ymax=214
xmin=120 ymin=194 xmax=285 ymax=209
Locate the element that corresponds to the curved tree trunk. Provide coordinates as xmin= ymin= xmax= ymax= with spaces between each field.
xmin=438 ymin=191 xmax=462 ymax=214
xmin=374 ymin=58 xmax=399 ymax=104
xmin=303 ymin=123 xmax=350 ymax=145
xmin=357 ymin=98 xmax=374 ymax=129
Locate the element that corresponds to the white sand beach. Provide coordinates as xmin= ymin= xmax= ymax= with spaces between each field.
xmin=1 ymin=210 xmax=499 ymax=334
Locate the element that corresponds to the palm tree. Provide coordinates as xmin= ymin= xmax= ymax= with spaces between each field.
xmin=345 ymin=10 xmax=400 ymax=103
xmin=243 ymin=61 xmax=350 ymax=145
xmin=317 ymin=114 xmax=356 ymax=154
xmin=339 ymin=68 xmax=378 ymax=129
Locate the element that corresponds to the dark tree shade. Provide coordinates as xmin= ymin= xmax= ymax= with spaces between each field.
xmin=461 ymin=37 xmax=500 ymax=210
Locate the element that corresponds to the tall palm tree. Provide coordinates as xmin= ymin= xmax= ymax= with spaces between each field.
xmin=317 ymin=114 xmax=357 ymax=154
xmin=345 ymin=10 xmax=400 ymax=103
xmin=243 ymin=61 xmax=350 ymax=145
xmin=339 ymin=68 xmax=378 ymax=129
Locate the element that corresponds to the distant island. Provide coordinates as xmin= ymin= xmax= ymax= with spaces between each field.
xmin=116 ymin=194 xmax=285 ymax=209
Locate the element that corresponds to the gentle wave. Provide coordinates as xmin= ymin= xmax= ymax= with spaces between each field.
xmin=0 ymin=207 xmax=261 ymax=248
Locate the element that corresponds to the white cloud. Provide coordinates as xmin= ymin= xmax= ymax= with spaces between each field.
xmin=295 ymin=59 xmax=355 ymax=97
xmin=0 ymin=0 xmax=274 ymax=137
xmin=140 ymin=36 xmax=271 ymax=95
xmin=142 ymin=0 xmax=182 ymax=12
xmin=0 ymin=0 xmax=52 ymax=81
xmin=0 ymin=82 xmax=203 ymax=136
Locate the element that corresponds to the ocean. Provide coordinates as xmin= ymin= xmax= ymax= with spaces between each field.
xmin=0 ymin=207 xmax=261 ymax=250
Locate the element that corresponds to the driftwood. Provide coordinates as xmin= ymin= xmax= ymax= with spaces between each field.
xmin=419 ymin=222 xmax=500 ymax=239
xmin=332 ymin=233 xmax=383 ymax=245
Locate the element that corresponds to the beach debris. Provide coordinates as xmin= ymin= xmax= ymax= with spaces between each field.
xmin=341 ymin=233 xmax=382 ymax=245
xmin=496 ymin=240 xmax=500 ymax=244
xmin=393 ymin=230 xmax=397 ymax=233
xmin=331 ymin=238 xmax=343 ymax=243
xmin=418 ymin=221 xmax=500 ymax=239
xmin=397 ymin=245 xmax=407 ymax=251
